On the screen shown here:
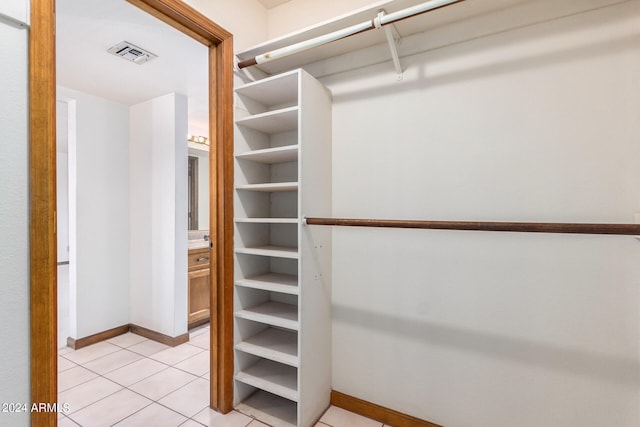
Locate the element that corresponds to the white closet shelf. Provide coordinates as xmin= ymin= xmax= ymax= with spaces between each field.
xmin=235 ymin=70 xmax=299 ymax=107
xmin=235 ymin=218 xmax=299 ymax=224
xmin=236 ymin=182 xmax=299 ymax=192
xmin=236 ymin=327 xmax=299 ymax=367
xmin=235 ymin=390 xmax=297 ymax=427
xmin=236 ymin=273 xmax=299 ymax=295
xmin=236 ymin=358 xmax=299 ymax=402
xmin=234 ymin=69 xmax=331 ymax=427
xmin=235 ymin=301 xmax=299 ymax=330
xmin=235 ymin=245 xmax=299 ymax=259
xmin=236 ymin=107 xmax=298 ymax=134
xmin=236 ymin=145 xmax=299 ymax=164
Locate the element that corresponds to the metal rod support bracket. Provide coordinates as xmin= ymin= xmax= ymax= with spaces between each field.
xmin=376 ymin=11 xmax=403 ymax=80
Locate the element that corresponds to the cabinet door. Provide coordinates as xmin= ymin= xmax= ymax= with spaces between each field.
xmin=188 ymin=268 xmax=210 ymax=326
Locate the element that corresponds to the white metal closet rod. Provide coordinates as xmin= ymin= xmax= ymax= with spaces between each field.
xmin=237 ymin=0 xmax=465 ymax=69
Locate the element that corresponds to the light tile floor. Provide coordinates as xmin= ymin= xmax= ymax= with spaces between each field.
xmin=58 ymin=325 xmax=394 ymax=427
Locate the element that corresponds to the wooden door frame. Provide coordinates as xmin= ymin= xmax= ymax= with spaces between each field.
xmin=29 ymin=0 xmax=235 ymax=424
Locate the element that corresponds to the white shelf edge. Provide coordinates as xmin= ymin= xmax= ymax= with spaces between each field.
xmin=235 ymin=69 xmax=300 ymax=91
xmin=235 ymin=144 xmax=299 ymax=164
xmin=235 ymin=359 xmax=299 ymax=402
xmin=235 ymin=246 xmax=299 ymax=259
xmin=236 ymin=182 xmax=299 ymax=192
xmin=235 ymin=301 xmax=299 ymax=330
xmin=236 ymin=273 xmax=299 ymax=295
xmin=236 ymin=106 xmax=299 ymax=124
xmin=235 ymin=218 xmax=299 ymax=224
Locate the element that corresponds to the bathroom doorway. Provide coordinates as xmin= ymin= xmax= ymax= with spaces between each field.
xmin=29 ymin=0 xmax=235 ymax=423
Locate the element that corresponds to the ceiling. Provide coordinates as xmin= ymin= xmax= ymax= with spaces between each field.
xmin=257 ymin=0 xmax=292 ymax=9
xmin=56 ymin=0 xmax=209 ymax=137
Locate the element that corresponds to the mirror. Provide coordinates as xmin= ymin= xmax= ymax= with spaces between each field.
xmin=188 ymin=144 xmax=209 ymax=230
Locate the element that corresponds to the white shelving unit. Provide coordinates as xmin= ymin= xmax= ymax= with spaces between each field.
xmin=234 ymin=69 xmax=332 ymax=427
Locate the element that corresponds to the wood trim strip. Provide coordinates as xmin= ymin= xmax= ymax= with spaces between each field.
xmin=208 ymin=43 xmax=220 ymax=409
xmin=331 ymin=390 xmax=443 ymax=427
xmin=215 ymin=35 xmax=235 ymax=414
xmin=67 ymin=325 xmax=130 ymax=350
xmin=129 ymin=324 xmax=189 ymax=347
xmin=30 ymin=1 xmax=58 ymax=426
xmin=306 ymin=217 xmax=640 ymax=236
xmin=127 ymin=0 xmax=231 ymax=46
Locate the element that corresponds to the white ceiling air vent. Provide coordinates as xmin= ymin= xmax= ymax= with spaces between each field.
xmin=107 ymin=41 xmax=157 ymax=65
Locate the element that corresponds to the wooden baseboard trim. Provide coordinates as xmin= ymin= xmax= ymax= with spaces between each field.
xmin=188 ymin=316 xmax=210 ymax=330
xmin=67 ymin=324 xmax=130 ymax=350
xmin=130 ymin=324 xmax=189 ymax=347
xmin=68 ymin=323 xmax=190 ymax=349
xmin=331 ymin=390 xmax=443 ymax=427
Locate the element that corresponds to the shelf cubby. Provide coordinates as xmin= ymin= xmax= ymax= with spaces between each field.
xmin=236 ymin=327 xmax=299 ymax=367
xmin=236 ymin=107 xmax=298 ymax=134
xmin=236 ymin=358 xmax=298 ymax=402
xmin=236 ymin=191 xmax=298 ymax=220
xmin=236 ymin=390 xmax=297 ymax=427
xmin=236 ymin=272 xmax=298 ymax=295
xmin=235 ymin=70 xmax=299 ymax=114
xmin=236 ymin=300 xmax=299 ymax=331
xmin=236 ymin=156 xmax=297 ymax=186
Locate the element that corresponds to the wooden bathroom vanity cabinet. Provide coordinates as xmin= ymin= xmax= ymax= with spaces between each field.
xmin=188 ymin=247 xmax=211 ymax=328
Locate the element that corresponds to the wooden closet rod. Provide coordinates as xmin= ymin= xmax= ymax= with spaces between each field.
xmin=304 ymin=217 xmax=640 ymax=236
xmin=237 ymin=0 xmax=465 ymax=69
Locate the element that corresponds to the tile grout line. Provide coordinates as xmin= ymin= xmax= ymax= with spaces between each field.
xmin=106 ymin=400 xmax=156 ymax=427
xmin=63 ymin=386 xmax=127 ymax=422
xmin=61 ymin=338 xmax=208 ymax=388
xmin=61 ymin=351 xmax=167 ymax=417
xmin=66 ymin=364 xmax=204 ymax=426
xmin=62 ymin=366 xmax=190 ymax=426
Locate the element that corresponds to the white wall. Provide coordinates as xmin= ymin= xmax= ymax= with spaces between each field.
xmin=130 ymin=93 xmax=189 ymax=338
xmin=58 ymin=86 xmax=131 ymax=339
xmin=56 ymin=100 xmax=70 ymax=262
xmin=266 ymin=0 xmax=375 ymax=39
xmin=56 ymin=101 xmax=71 ymax=348
xmin=317 ymin=1 xmax=640 ymax=426
xmin=0 ymin=6 xmax=30 ymax=427
xmin=183 ymin=0 xmax=268 ymax=51
xmin=0 ymin=0 xmax=29 ymax=25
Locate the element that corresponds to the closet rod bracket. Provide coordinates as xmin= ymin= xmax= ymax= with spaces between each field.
xmin=375 ymin=10 xmax=403 ymax=80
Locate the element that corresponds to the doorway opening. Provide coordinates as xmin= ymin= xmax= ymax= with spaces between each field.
xmin=29 ymin=0 xmax=235 ymax=424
